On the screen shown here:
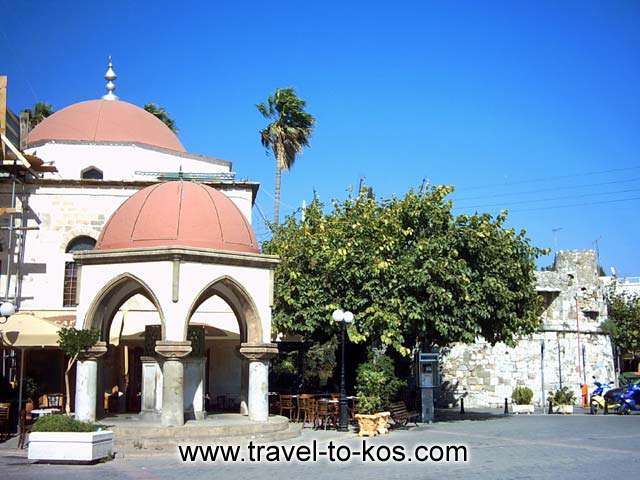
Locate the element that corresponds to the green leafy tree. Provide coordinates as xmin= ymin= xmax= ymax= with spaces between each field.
xmin=257 ymin=87 xmax=315 ymax=224
xmin=57 ymin=327 xmax=100 ymax=415
xmin=23 ymin=102 xmax=54 ymax=128
xmin=603 ymin=289 xmax=640 ymax=357
xmin=263 ymin=183 xmax=545 ymax=356
xmin=144 ymin=102 xmax=178 ymax=133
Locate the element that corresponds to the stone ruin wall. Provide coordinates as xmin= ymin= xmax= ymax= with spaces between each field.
xmin=440 ymin=250 xmax=616 ymax=408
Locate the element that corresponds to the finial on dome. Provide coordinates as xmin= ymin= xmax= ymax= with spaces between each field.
xmin=102 ymin=56 xmax=119 ymax=101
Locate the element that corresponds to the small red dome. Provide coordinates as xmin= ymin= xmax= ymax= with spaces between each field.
xmin=27 ymin=99 xmax=185 ymax=152
xmin=96 ymin=181 xmax=258 ymax=253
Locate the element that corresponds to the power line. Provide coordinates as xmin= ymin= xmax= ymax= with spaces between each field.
xmin=452 ymin=176 xmax=640 ymax=203
xmin=452 ymin=165 xmax=640 ymax=193
xmin=496 ymin=195 xmax=640 ymax=214
xmin=253 ymin=201 xmax=272 ymax=232
xmin=454 ymin=186 xmax=640 ymax=210
xmin=259 ymin=189 xmax=297 ymax=211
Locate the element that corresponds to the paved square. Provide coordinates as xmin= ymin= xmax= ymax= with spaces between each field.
xmin=1 ymin=413 xmax=639 ymax=479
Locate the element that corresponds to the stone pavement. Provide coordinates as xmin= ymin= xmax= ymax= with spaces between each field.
xmin=1 ymin=412 xmax=639 ymax=479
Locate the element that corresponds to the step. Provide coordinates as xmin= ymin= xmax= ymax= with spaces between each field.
xmin=115 ymin=423 xmax=303 ymax=454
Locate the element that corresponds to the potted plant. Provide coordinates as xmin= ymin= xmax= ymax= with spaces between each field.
xmin=550 ymin=387 xmax=576 ymax=414
xmin=355 ymin=354 xmax=404 ymax=436
xmin=28 ymin=414 xmax=113 ymax=463
xmin=511 ymin=386 xmax=535 ymax=414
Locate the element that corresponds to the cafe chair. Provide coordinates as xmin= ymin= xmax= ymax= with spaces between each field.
xmin=297 ymin=395 xmax=317 ymax=425
xmin=279 ymin=394 xmax=296 ymax=419
xmin=0 ymin=403 xmax=10 ymax=441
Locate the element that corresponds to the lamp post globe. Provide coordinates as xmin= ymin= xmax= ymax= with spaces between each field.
xmin=0 ymin=301 xmax=15 ymax=318
xmin=343 ymin=311 xmax=354 ymax=323
xmin=332 ymin=309 xmax=344 ymax=322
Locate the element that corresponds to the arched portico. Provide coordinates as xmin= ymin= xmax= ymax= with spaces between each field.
xmin=186 ymin=275 xmax=263 ymax=345
xmin=186 ymin=275 xmax=269 ymax=419
xmin=82 ymin=272 xmax=165 ymax=340
xmin=73 ymin=181 xmax=280 ymax=427
xmin=74 ymin=273 xmax=165 ymax=423
xmin=73 ymin=246 xmax=279 ymax=426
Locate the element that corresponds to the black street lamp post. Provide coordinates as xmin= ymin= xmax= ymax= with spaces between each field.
xmin=333 ymin=309 xmax=354 ymax=432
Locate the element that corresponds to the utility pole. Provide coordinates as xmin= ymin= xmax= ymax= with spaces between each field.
xmin=540 ymin=339 xmax=546 ymax=413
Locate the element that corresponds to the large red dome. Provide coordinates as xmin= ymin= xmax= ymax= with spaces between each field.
xmin=96 ymin=181 xmax=258 ymax=253
xmin=27 ymin=99 xmax=185 ymax=152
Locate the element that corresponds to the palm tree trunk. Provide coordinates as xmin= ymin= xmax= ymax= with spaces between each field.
xmin=274 ymin=156 xmax=282 ymax=225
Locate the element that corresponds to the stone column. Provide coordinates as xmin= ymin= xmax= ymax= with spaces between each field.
xmin=155 ymin=341 xmax=191 ymax=427
xmin=74 ymin=342 xmax=107 ymax=422
xmin=240 ymin=343 xmax=278 ymax=422
xmin=234 ymin=347 xmax=249 ymax=415
xmin=140 ymin=356 xmax=161 ymax=417
xmin=183 ymin=356 xmax=206 ymax=421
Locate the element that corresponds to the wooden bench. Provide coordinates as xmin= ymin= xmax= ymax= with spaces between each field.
xmin=389 ymin=401 xmax=420 ymax=427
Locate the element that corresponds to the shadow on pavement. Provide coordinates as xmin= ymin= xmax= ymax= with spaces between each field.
xmin=434 ymin=408 xmax=507 ymax=423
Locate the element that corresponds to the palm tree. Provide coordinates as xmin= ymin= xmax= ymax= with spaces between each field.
xmin=257 ymin=87 xmax=315 ymax=225
xmin=144 ymin=103 xmax=178 ymax=133
xmin=23 ymin=102 xmax=54 ymax=128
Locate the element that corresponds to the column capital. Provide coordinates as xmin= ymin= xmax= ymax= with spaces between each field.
xmin=140 ymin=355 xmax=159 ymax=364
xmin=155 ymin=340 xmax=192 ymax=359
xmin=79 ymin=341 xmax=108 ymax=360
xmin=239 ymin=342 xmax=278 ymax=361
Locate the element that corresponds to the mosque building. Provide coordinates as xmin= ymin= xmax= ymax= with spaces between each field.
xmin=0 ymin=59 xmax=276 ymax=425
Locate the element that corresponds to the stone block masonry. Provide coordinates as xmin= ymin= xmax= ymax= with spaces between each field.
xmin=440 ymin=250 xmax=616 ymax=408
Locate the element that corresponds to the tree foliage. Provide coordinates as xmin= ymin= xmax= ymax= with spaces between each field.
xmin=263 ymin=184 xmax=545 ymax=355
xmin=257 ymin=87 xmax=315 ymax=224
xmin=23 ymin=102 xmax=54 ymax=128
xmin=302 ymin=337 xmax=337 ymax=388
xmin=144 ymin=102 xmax=178 ymax=133
xmin=603 ymin=289 xmax=640 ymax=356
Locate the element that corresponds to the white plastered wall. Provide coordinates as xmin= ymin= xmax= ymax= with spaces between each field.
xmin=0 ymin=181 xmax=255 ymax=312
xmin=25 ymin=143 xmax=230 ymax=181
xmin=75 ymin=259 xmax=273 ymax=345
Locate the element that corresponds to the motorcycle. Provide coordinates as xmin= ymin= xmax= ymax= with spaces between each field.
xmin=618 ymin=383 xmax=640 ymax=415
xmin=590 ymin=379 xmax=618 ymax=414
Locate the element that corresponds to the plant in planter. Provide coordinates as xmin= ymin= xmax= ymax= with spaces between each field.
xmin=28 ymin=414 xmax=113 ymax=463
xmin=511 ymin=386 xmax=535 ymax=414
xmin=355 ymin=354 xmax=404 ymax=436
xmin=549 ymin=386 xmax=576 ymax=414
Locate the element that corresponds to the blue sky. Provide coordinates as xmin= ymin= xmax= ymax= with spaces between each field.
xmin=2 ymin=1 xmax=639 ymax=274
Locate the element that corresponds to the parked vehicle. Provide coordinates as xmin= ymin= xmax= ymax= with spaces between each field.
xmin=618 ymin=383 xmax=640 ymax=415
xmin=589 ymin=379 xmax=616 ymax=414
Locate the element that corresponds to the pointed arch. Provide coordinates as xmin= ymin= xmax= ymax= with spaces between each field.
xmin=186 ymin=275 xmax=263 ymax=344
xmin=83 ymin=272 xmax=165 ymax=341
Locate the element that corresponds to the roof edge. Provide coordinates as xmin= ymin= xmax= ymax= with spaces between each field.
xmin=25 ymin=139 xmax=232 ymax=168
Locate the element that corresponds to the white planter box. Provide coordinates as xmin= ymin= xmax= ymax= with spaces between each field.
xmin=28 ymin=431 xmax=114 ymax=463
xmin=511 ymin=404 xmax=535 ymax=414
xmin=552 ymin=405 xmax=574 ymax=415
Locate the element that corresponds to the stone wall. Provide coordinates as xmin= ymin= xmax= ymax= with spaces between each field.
xmin=440 ymin=250 xmax=616 ymax=407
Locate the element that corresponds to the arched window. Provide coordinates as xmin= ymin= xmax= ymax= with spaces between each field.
xmin=63 ymin=236 xmax=96 ymax=307
xmin=81 ymin=167 xmax=103 ymax=180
